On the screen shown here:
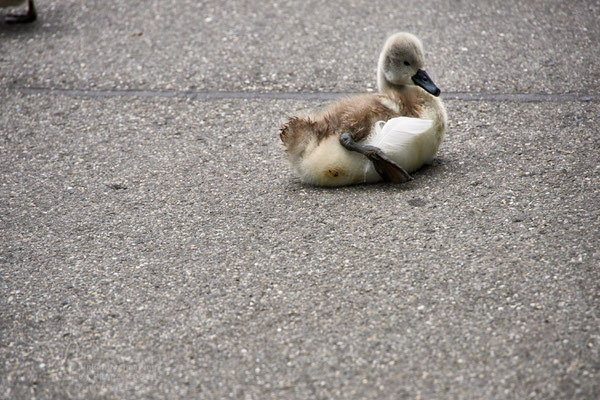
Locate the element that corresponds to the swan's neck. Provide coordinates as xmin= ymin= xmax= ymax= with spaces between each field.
xmin=380 ymin=81 xmax=407 ymax=93
xmin=377 ymin=70 xmax=410 ymax=94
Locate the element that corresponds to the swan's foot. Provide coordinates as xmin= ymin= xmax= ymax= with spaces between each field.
xmin=340 ymin=132 xmax=412 ymax=184
xmin=5 ymin=0 xmax=36 ymax=24
xmin=364 ymin=148 xmax=413 ymax=184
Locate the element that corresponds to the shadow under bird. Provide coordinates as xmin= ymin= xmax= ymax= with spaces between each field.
xmin=280 ymin=32 xmax=447 ymax=186
xmin=1 ymin=0 xmax=36 ymax=24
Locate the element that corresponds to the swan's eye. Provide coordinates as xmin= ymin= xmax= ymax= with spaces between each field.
xmin=404 ymin=61 xmax=410 ymax=66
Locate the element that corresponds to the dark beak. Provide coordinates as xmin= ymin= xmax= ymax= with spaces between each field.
xmin=411 ymin=69 xmax=441 ymax=96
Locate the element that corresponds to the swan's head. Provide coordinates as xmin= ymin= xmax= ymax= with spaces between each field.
xmin=377 ymin=32 xmax=440 ymax=96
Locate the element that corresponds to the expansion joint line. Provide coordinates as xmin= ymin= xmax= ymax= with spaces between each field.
xmin=8 ymin=87 xmax=600 ymax=103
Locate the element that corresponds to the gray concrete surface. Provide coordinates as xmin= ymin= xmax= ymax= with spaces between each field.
xmin=1 ymin=1 xmax=598 ymax=399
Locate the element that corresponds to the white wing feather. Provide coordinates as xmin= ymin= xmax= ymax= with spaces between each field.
xmin=364 ymin=117 xmax=436 ymax=175
xmin=367 ymin=117 xmax=434 ymax=149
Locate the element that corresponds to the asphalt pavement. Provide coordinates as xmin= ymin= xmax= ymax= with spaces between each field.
xmin=1 ymin=1 xmax=599 ymax=399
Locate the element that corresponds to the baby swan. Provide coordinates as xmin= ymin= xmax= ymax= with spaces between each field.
xmin=1 ymin=0 xmax=36 ymax=24
xmin=280 ymin=32 xmax=447 ymax=186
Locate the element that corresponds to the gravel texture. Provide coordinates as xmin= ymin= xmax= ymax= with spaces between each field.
xmin=1 ymin=93 xmax=598 ymax=399
xmin=1 ymin=0 xmax=599 ymax=94
xmin=1 ymin=1 xmax=599 ymax=399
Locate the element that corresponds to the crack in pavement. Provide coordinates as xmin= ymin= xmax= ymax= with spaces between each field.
xmin=7 ymin=86 xmax=599 ymax=103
